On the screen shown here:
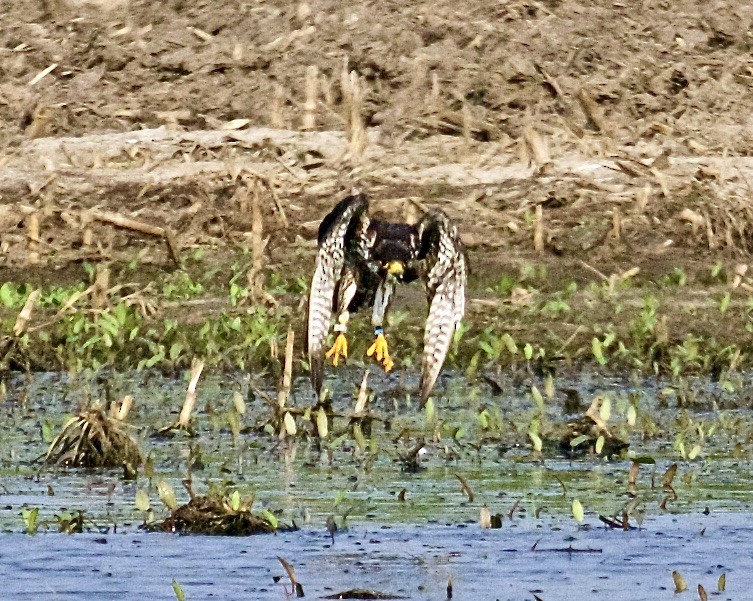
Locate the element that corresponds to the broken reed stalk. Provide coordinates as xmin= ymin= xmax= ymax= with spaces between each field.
xmin=81 ymin=212 xmax=93 ymax=248
xmin=27 ymin=211 xmax=40 ymax=265
xmin=462 ymin=103 xmax=472 ymax=154
xmin=577 ymin=88 xmax=610 ymax=134
xmin=429 ymin=71 xmax=440 ymax=113
xmin=612 ymin=208 xmax=621 ymax=240
xmin=533 ymin=204 xmax=545 ymax=252
xmin=14 ymin=289 xmax=40 ymax=336
xmin=635 ymin=183 xmax=651 ymax=212
xmin=270 ymin=84 xmax=285 ymax=129
xmin=353 ymin=371 xmax=369 ymax=416
xmin=346 ymin=70 xmax=366 ymax=158
xmin=302 ymin=65 xmax=318 ymax=130
xmin=247 ymin=180 xmax=266 ymax=303
xmin=178 ymin=358 xmax=205 ymax=428
xmin=115 ymin=395 xmax=134 ymax=421
xmin=92 ymin=263 xmax=110 ymax=309
xmin=90 ymin=209 xmax=165 ymax=237
xmin=277 ymin=328 xmax=295 ymax=409
xmin=89 ymin=209 xmax=182 ymax=267
xmin=523 ymin=124 xmax=550 ymax=166
xmin=278 ymin=556 xmax=305 ymax=598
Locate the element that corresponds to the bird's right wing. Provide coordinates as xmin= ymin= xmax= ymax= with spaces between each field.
xmin=415 ymin=210 xmax=467 ymax=405
xmin=307 ymin=193 xmax=370 ymax=396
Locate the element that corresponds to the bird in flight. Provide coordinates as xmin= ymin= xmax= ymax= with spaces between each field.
xmin=307 ymin=192 xmax=466 ymax=405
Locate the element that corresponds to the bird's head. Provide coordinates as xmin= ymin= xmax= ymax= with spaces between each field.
xmin=385 ymin=260 xmax=405 ymax=280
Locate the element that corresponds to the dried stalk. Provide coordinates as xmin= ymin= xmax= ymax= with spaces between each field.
xmin=178 ymin=358 xmax=205 ymax=428
xmin=247 ymin=180 xmax=267 ymax=303
xmin=277 ymin=328 xmax=295 ymax=409
xmin=346 ymin=70 xmax=366 ymax=158
xmin=302 ymin=65 xmax=318 ymax=130
xmin=270 ymin=85 xmax=286 ymax=129
xmin=14 ymin=290 xmax=40 ymax=336
xmin=92 ymin=264 xmax=110 ymax=309
xmin=523 ymin=124 xmax=550 ymax=166
xmin=533 ymin=204 xmax=545 ymax=252
xmin=577 ymin=88 xmax=611 ymax=134
xmin=27 ymin=212 xmax=40 ymax=265
xmin=353 ymin=371 xmax=370 ymax=416
xmin=115 ymin=395 xmax=134 ymax=421
xmin=611 ymin=208 xmax=621 ymax=241
xmin=90 ymin=209 xmax=165 ymax=237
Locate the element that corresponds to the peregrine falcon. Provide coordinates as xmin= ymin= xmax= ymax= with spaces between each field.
xmin=307 ymin=192 xmax=466 ymax=405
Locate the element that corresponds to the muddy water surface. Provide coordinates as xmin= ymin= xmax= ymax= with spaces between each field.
xmin=1 ymin=370 xmax=753 ymax=599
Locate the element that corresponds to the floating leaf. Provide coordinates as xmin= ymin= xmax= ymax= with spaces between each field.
xmin=688 ymin=445 xmax=701 ymax=460
xmin=718 ymin=573 xmax=726 ymax=592
xmin=263 ymin=509 xmax=279 ymax=529
xmin=524 ymin=343 xmax=533 ymax=360
xmin=572 ymin=498 xmax=584 ymax=524
xmin=501 ymin=333 xmax=518 ymax=354
xmin=698 ymin=583 xmax=707 ymax=601
xmin=592 ymin=337 xmax=606 ymax=365
xmin=672 ymin=570 xmax=687 ymax=593
xmin=135 ymin=489 xmax=151 ymax=512
xmin=22 ymin=507 xmax=39 ymax=534
xmin=352 ymin=423 xmax=366 ymax=450
xmin=531 ymin=385 xmax=544 ymax=412
xmin=316 ymin=407 xmax=329 ymax=438
xmin=232 ymin=391 xmax=246 ymax=415
xmin=599 ymin=397 xmax=611 ymax=422
xmin=627 ymin=405 xmax=637 ymax=426
xmin=424 ymin=397 xmax=435 ymax=423
xmin=283 ymin=412 xmax=297 ymax=436
xmin=157 ymin=480 xmax=178 ymax=511
xmin=570 ymin=434 xmax=589 ymax=448
xmin=595 ymin=435 xmax=605 ymax=454
xmin=172 ymin=579 xmax=186 ymax=601
xmin=230 ymin=490 xmax=241 ymax=511
xmin=544 ymin=373 xmax=554 ymax=398
xmin=41 ymin=420 xmax=54 ymax=443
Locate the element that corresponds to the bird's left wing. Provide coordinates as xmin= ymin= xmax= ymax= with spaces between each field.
xmin=415 ymin=210 xmax=467 ymax=405
xmin=307 ymin=193 xmax=370 ymax=397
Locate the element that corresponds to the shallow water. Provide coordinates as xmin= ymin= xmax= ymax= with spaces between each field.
xmin=0 ymin=512 xmax=750 ymax=600
xmin=2 ymin=369 xmax=753 ymax=599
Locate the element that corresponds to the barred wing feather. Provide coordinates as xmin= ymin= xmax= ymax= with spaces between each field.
xmin=418 ymin=212 xmax=466 ymax=404
xmin=307 ymin=194 xmax=368 ymax=396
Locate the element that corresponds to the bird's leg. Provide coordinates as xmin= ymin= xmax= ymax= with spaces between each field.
xmin=325 ymin=276 xmax=357 ymax=367
xmin=367 ymin=326 xmax=393 ymax=372
xmin=367 ymin=278 xmax=395 ymax=372
xmin=325 ymin=311 xmax=349 ymax=366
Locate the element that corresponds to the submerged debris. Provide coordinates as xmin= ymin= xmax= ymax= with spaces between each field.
xmin=44 ymin=403 xmax=143 ymax=469
xmin=323 ymin=591 xmax=406 ymax=600
xmin=146 ymin=486 xmax=295 ymax=536
xmin=555 ymin=396 xmax=629 ymax=459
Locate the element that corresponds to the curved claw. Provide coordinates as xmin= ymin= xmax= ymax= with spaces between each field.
xmin=367 ymin=333 xmax=394 ymax=372
xmin=325 ymin=333 xmax=348 ymax=366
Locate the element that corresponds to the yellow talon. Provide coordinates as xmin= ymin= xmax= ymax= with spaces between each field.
xmin=325 ymin=333 xmax=348 ymax=366
xmin=367 ymin=333 xmax=394 ymax=372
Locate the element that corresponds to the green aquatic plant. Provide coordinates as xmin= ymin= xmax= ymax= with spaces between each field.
xmin=22 ymin=507 xmax=40 ymax=534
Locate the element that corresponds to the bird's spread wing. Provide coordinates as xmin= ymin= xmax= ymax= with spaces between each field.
xmin=416 ymin=210 xmax=467 ymax=404
xmin=307 ymin=193 xmax=369 ymax=396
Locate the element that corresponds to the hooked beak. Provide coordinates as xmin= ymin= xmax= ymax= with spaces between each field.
xmin=386 ymin=261 xmax=404 ymax=277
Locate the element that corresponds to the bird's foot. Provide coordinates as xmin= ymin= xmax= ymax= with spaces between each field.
xmin=325 ymin=333 xmax=348 ymax=366
xmin=367 ymin=332 xmax=394 ymax=372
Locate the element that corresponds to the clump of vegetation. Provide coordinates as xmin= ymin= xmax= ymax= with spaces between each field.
xmin=147 ymin=482 xmax=294 ymax=536
xmin=44 ymin=401 xmax=143 ymax=469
